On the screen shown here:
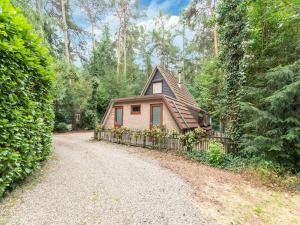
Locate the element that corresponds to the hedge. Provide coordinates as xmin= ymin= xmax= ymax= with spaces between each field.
xmin=0 ymin=0 xmax=54 ymax=197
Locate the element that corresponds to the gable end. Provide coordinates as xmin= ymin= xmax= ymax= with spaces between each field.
xmin=144 ymin=69 xmax=176 ymax=99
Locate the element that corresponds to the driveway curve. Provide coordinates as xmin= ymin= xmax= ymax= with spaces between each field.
xmin=1 ymin=132 xmax=209 ymax=225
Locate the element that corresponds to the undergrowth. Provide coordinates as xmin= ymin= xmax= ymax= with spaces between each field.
xmin=183 ymin=150 xmax=300 ymax=192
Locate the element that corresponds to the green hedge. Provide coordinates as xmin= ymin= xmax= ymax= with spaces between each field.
xmin=0 ymin=1 xmax=54 ymax=197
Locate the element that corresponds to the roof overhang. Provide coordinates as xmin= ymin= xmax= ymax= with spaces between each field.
xmin=101 ymin=94 xmax=209 ymax=130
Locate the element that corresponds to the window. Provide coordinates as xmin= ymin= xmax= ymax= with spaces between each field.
xmin=76 ymin=113 xmax=80 ymax=122
xmin=153 ymin=81 xmax=162 ymax=94
xmin=114 ymin=106 xmax=123 ymax=127
xmin=150 ymin=104 xmax=163 ymax=128
xmin=131 ymin=105 xmax=141 ymax=115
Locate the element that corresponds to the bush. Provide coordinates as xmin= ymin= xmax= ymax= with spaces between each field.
xmin=184 ymin=149 xmax=248 ymax=171
xmin=207 ymin=141 xmax=226 ymax=166
xmin=55 ymin=122 xmax=69 ymax=133
xmin=0 ymin=1 xmax=54 ymax=197
xmin=179 ymin=131 xmax=197 ymax=151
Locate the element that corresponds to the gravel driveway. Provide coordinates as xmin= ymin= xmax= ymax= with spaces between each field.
xmin=0 ymin=132 xmax=210 ymax=225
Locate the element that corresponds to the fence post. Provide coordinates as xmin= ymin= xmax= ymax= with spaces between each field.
xmin=143 ymin=135 xmax=146 ymax=148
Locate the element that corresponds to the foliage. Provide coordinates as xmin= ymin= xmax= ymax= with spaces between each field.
xmin=217 ymin=0 xmax=247 ymax=145
xmin=53 ymin=60 xmax=93 ymax=131
xmin=111 ymin=127 xmax=130 ymax=140
xmin=131 ymin=131 xmax=142 ymax=140
xmin=207 ymin=141 xmax=225 ymax=166
xmin=167 ymin=129 xmax=179 ymax=139
xmin=185 ymin=150 xmax=300 ymax=191
xmin=179 ymin=131 xmax=198 ymax=151
xmin=194 ymin=127 xmax=208 ymax=138
xmin=191 ymin=58 xmax=227 ymax=131
xmin=0 ymin=0 xmax=54 ymax=197
xmin=184 ymin=150 xmax=247 ymax=171
xmin=241 ymin=61 xmax=300 ymax=171
xmin=149 ymin=126 xmax=166 ymax=149
xmin=240 ymin=0 xmax=300 ymax=172
xmin=55 ymin=122 xmax=69 ymax=133
xmin=95 ymin=124 xmax=104 ymax=133
xmin=245 ymin=161 xmax=300 ymax=191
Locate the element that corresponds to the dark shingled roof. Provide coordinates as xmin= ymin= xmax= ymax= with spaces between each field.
xmin=156 ymin=66 xmax=198 ymax=107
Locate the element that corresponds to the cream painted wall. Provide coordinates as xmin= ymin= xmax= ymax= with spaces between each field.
xmin=103 ymin=101 xmax=179 ymax=131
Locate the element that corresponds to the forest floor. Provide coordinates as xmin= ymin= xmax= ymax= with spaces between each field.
xmin=1 ymin=132 xmax=299 ymax=225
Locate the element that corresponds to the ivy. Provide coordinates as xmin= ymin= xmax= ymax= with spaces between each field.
xmin=217 ymin=0 xmax=247 ymax=147
xmin=0 ymin=0 xmax=54 ymax=197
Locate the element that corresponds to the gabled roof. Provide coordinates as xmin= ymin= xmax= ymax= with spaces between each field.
xmin=140 ymin=66 xmax=198 ymax=107
xmin=101 ymin=94 xmax=211 ymax=131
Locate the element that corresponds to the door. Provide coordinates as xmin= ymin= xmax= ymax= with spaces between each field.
xmin=114 ymin=106 xmax=123 ymax=128
xmin=150 ymin=104 xmax=163 ymax=129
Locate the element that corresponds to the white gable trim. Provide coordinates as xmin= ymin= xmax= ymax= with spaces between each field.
xmin=140 ymin=66 xmax=159 ymax=96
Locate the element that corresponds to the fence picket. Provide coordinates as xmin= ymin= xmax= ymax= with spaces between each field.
xmin=96 ymin=130 xmax=232 ymax=152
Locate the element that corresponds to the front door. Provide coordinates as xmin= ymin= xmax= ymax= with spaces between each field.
xmin=114 ymin=106 xmax=123 ymax=128
xmin=150 ymin=104 xmax=163 ymax=129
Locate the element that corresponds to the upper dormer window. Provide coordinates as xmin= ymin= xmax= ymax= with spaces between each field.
xmin=153 ymin=81 xmax=162 ymax=94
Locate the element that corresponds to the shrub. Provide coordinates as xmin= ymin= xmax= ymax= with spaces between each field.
xmin=0 ymin=1 xmax=54 ymax=197
xmin=194 ymin=127 xmax=208 ymax=138
xmin=95 ymin=124 xmax=104 ymax=133
xmin=55 ymin=122 xmax=69 ymax=133
xmin=207 ymin=141 xmax=226 ymax=166
xmin=184 ymin=150 xmax=247 ymax=170
xmin=167 ymin=129 xmax=179 ymax=139
xmin=131 ymin=131 xmax=142 ymax=141
xmin=179 ymin=131 xmax=197 ymax=151
xmin=111 ymin=127 xmax=130 ymax=140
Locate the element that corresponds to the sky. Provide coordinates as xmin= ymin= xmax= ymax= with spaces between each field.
xmin=140 ymin=0 xmax=190 ymax=16
xmin=73 ymin=0 xmax=192 ymax=65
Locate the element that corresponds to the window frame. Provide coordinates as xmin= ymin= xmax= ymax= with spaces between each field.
xmin=131 ymin=104 xmax=141 ymax=115
xmin=150 ymin=103 xmax=163 ymax=129
xmin=114 ymin=106 xmax=123 ymax=128
xmin=152 ymin=81 xmax=163 ymax=94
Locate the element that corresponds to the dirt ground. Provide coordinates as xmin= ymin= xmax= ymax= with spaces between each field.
xmin=123 ymin=145 xmax=300 ymax=225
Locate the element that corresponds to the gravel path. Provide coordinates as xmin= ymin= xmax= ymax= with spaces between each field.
xmin=0 ymin=132 xmax=209 ymax=225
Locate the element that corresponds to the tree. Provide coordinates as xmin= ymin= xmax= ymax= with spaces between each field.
xmin=217 ymin=0 xmax=247 ymax=145
xmin=239 ymin=0 xmax=300 ymax=171
xmin=183 ymin=0 xmax=219 ymax=57
xmin=241 ymin=62 xmax=300 ymax=171
xmin=87 ymin=25 xmax=116 ymax=125
xmin=151 ymin=11 xmax=180 ymax=70
xmin=191 ymin=58 xmax=226 ymax=132
xmin=11 ymin=0 xmax=63 ymax=57
xmin=77 ymin=0 xmax=110 ymax=50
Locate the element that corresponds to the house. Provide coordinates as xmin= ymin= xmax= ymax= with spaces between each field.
xmin=101 ymin=66 xmax=212 ymax=132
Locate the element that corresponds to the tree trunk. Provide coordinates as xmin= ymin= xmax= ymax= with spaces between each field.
xmin=71 ymin=109 xmax=77 ymax=131
xmin=85 ymin=7 xmax=96 ymax=50
xmin=123 ymin=27 xmax=127 ymax=80
xmin=91 ymin=20 xmax=96 ymax=50
xmin=211 ymin=0 xmax=219 ymax=56
xmin=116 ymin=25 xmax=121 ymax=94
xmin=219 ymin=120 xmax=225 ymax=133
xmin=61 ymin=0 xmax=76 ymax=130
xmin=61 ymin=0 xmax=70 ymax=62
xmin=213 ymin=24 xmax=219 ymax=56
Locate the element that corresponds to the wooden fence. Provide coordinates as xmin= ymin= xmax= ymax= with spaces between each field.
xmin=95 ymin=130 xmax=233 ymax=152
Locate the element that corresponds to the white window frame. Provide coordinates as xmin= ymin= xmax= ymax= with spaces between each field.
xmin=153 ymin=81 xmax=162 ymax=94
